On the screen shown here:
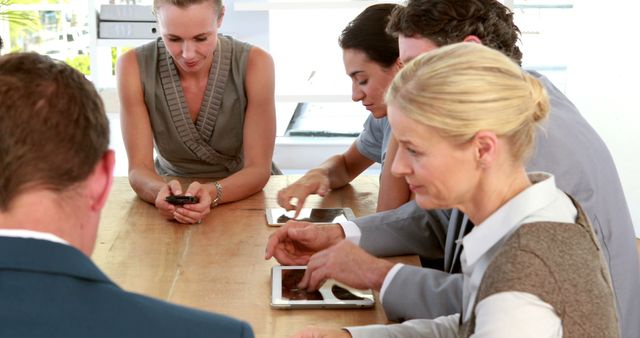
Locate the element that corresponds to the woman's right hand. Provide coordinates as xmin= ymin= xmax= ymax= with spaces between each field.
xmin=155 ymin=180 xmax=183 ymax=220
xmin=277 ymin=169 xmax=331 ymax=217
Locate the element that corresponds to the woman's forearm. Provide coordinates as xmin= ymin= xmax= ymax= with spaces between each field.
xmin=207 ymin=166 xmax=271 ymax=204
xmin=128 ymin=168 xmax=167 ymax=204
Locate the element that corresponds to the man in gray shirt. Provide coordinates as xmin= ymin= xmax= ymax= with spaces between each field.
xmin=266 ymin=1 xmax=640 ymax=337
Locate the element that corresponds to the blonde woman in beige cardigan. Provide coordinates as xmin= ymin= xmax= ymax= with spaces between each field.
xmin=291 ymin=43 xmax=619 ymax=338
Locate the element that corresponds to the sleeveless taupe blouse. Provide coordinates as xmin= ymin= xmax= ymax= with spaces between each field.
xmin=135 ymin=35 xmax=250 ymax=178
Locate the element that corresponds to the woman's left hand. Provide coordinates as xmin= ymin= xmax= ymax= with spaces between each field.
xmin=172 ymin=181 xmax=212 ymax=224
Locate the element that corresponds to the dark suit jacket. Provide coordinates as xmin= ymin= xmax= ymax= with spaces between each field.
xmin=0 ymin=237 xmax=254 ymax=338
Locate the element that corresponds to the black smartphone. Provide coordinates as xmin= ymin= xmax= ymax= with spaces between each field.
xmin=165 ymin=195 xmax=199 ymax=205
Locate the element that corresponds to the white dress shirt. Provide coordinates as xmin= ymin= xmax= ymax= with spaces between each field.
xmin=344 ymin=173 xmax=577 ymax=337
xmin=0 ymin=229 xmax=69 ymax=245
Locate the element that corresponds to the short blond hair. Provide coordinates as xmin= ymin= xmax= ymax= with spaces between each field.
xmin=386 ymin=42 xmax=549 ymax=162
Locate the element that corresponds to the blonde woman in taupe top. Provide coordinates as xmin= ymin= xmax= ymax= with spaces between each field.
xmin=116 ymin=0 xmax=276 ymax=224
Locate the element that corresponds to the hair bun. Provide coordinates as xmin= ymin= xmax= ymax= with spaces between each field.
xmin=525 ymin=73 xmax=550 ymax=123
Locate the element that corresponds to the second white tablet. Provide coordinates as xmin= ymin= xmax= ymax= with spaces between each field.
xmin=265 ymin=207 xmax=355 ymax=226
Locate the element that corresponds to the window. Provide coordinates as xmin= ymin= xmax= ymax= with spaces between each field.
xmin=0 ymin=0 xmax=90 ymax=74
xmin=514 ymin=1 xmax=574 ymax=91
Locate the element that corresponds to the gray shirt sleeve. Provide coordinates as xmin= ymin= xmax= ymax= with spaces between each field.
xmin=355 ymin=201 xmax=463 ymax=320
xmin=382 ymin=265 xmax=463 ymax=321
xmin=354 ymin=115 xmax=385 ymax=163
xmin=357 ymin=201 xmax=448 ymax=258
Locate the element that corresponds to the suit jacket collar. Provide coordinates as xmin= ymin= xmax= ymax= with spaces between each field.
xmin=0 ymin=236 xmax=115 ymax=286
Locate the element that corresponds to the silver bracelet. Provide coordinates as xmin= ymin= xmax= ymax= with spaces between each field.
xmin=211 ymin=181 xmax=223 ymax=208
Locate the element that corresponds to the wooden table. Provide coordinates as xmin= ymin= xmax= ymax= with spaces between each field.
xmin=93 ymin=175 xmax=418 ymax=338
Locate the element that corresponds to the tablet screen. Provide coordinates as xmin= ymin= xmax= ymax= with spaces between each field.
xmin=281 ymin=269 xmax=367 ymax=301
xmin=271 ymin=266 xmax=374 ymax=308
xmin=281 ymin=269 xmax=323 ymax=300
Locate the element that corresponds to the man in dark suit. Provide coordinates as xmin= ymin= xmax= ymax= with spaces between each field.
xmin=0 ymin=52 xmax=253 ymax=338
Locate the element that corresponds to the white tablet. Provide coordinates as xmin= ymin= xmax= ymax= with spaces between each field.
xmin=265 ymin=207 xmax=356 ymax=227
xmin=271 ymin=266 xmax=375 ymax=309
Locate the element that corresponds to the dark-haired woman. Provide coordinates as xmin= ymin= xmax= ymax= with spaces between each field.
xmin=277 ymin=4 xmax=409 ymax=215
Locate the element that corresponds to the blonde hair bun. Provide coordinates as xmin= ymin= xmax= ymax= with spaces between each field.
xmin=525 ymin=73 xmax=550 ymax=123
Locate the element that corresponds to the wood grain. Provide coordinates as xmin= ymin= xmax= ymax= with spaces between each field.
xmin=94 ymin=176 xmax=418 ymax=338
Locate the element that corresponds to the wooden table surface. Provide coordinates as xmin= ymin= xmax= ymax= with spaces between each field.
xmin=93 ymin=175 xmax=418 ymax=338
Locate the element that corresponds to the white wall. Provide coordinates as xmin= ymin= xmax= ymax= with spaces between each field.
xmin=565 ymin=0 xmax=640 ymax=235
xmin=220 ymin=0 xmax=269 ymax=50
